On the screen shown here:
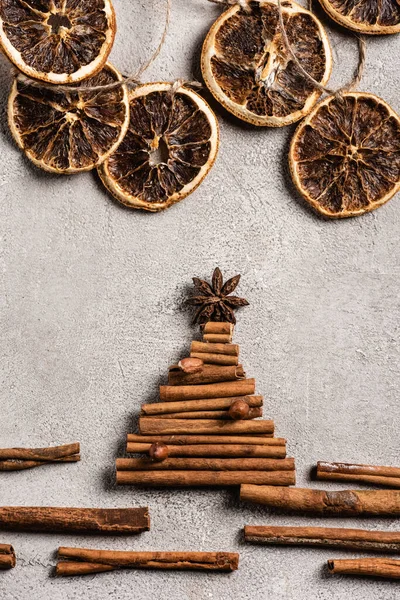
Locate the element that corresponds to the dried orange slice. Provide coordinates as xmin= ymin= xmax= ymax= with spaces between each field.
xmin=98 ymin=82 xmax=219 ymax=212
xmin=0 ymin=0 xmax=116 ymax=84
xmin=201 ymin=0 xmax=332 ymax=127
xmin=8 ymin=63 xmax=129 ymax=174
xmin=289 ymin=92 xmax=400 ymax=218
xmin=318 ymin=0 xmax=400 ymax=34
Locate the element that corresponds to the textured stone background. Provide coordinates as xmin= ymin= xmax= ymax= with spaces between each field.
xmin=1 ymin=1 xmax=399 ymax=598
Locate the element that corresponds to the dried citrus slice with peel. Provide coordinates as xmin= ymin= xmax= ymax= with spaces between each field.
xmin=318 ymin=0 xmax=400 ymax=34
xmin=8 ymin=63 xmax=129 ymax=174
xmin=201 ymin=0 xmax=332 ymax=127
xmin=98 ymin=82 xmax=220 ymax=212
xmin=0 ymin=0 xmax=116 ymax=84
xmin=289 ymin=92 xmax=400 ymax=218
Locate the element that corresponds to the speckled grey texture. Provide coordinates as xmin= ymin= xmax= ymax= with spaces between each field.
xmin=0 ymin=0 xmax=399 ymax=598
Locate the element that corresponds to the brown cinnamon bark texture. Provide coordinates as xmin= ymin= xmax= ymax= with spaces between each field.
xmin=127 ymin=434 xmax=282 ymax=445
xmin=0 ymin=544 xmax=16 ymax=569
xmin=202 ymin=333 xmax=232 ymax=343
xmin=0 ymin=507 xmax=150 ymax=533
xmin=317 ymin=461 xmax=400 ymax=488
xmin=0 ymin=443 xmax=80 ymax=471
xmin=328 ymin=558 xmax=400 ymax=579
xmin=190 ymin=341 xmax=239 ymax=356
xmin=117 ymin=457 xmax=294 ymax=471
xmin=150 ymin=408 xmax=262 ymax=420
xmin=126 ymin=443 xmax=286 ymax=458
xmin=140 ymin=418 xmax=274 ymax=436
xmin=168 ymin=364 xmax=245 ymax=386
xmin=56 ymin=548 xmax=239 ymax=575
xmin=240 ymin=486 xmax=400 ymax=516
xmin=203 ymin=322 xmax=234 ymax=335
xmin=160 ymin=379 xmax=255 ymax=402
xmin=190 ymin=352 xmax=239 ymax=366
xmin=244 ymin=525 xmax=400 ymax=552
xmin=117 ymin=470 xmax=295 ymax=487
xmin=141 ymin=395 xmax=263 ymax=415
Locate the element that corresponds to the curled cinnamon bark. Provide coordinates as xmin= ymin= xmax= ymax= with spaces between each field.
xmin=150 ymin=408 xmax=262 ymax=420
xmin=127 ymin=434 xmax=282 ymax=445
xmin=317 ymin=461 xmax=400 ymax=488
xmin=160 ymin=379 xmax=255 ymax=402
xmin=117 ymin=457 xmax=294 ymax=471
xmin=203 ymin=322 xmax=234 ymax=335
xmin=0 ymin=544 xmax=16 ymax=569
xmin=141 ymin=396 xmax=263 ymax=415
xmin=190 ymin=341 xmax=239 ymax=356
xmin=0 ymin=443 xmax=80 ymax=471
xmin=190 ymin=351 xmax=238 ymax=366
xmin=177 ymin=357 xmax=204 ymax=374
xmin=117 ymin=470 xmax=295 ymax=487
xmin=126 ymin=443 xmax=286 ymax=458
xmin=328 ymin=558 xmax=400 ymax=579
xmin=203 ymin=333 xmax=232 ymax=343
xmin=139 ymin=417 xmax=274 ymax=436
xmin=168 ymin=364 xmax=245 ymax=386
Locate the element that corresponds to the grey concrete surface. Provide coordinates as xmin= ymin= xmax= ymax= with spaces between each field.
xmin=1 ymin=0 xmax=400 ymax=598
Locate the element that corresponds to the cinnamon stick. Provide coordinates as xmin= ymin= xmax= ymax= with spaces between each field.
xmin=160 ymin=379 xmax=255 ymax=402
xmin=127 ymin=434 xmax=281 ymax=445
xmin=117 ymin=457 xmax=294 ymax=471
xmin=140 ymin=417 xmax=274 ymax=436
xmin=0 ymin=507 xmax=150 ymax=533
xmin=240 ymin=486 xmax=400 ymax=516
xmin=126 ymin=443 xmax=286 ymax=458
xmin=317 ymin=461 xmax=400 ymax=488
xmin=150 ymin=408 xmax=262 ymax=420
xmin=244 ymin=525 xmax=400 ymax=552
xmin=117 ymin=470 xmax=295 ymax=487
xmin=190 ymin=352 xmax=238 ymax=366
xmin=203 ymin=322 xmax=233 ymax=335
xmin=168 ymin=364 xmax=245 ymax=386
xmin=328 ymin=558 xmax=400 ymax=579
xmin=0 ymin=443 xmax=80 ymax=471
xmin=141 ymin=395 xmax=263 ymax=415
xmin=203 ymin=333 xmax=232 ymax=343
xmin=190 ymin=341 xmax=239 ymax=356
xmin=56 ymin=547 xmax=239 ymax=575
xmin=0 ymin=544 xmax=16 ymax=569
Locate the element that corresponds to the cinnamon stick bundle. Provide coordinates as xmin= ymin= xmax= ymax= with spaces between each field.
xmin=328 ymin=558 xmax=400 ymax=579
xmin=190 ymin=352 xmax=238 ymax=366
xmin=117 ymin=470 xmax=295 ymax=487
xmin=203 ymin=333 xmax=232 ymax=343
xmin=140 ymin=418 xmax=274 ymax=436
xmin=0 ymin=544 xmax=16 ymax=569
xmin=0 ymin=443 xmax=80 ymax=471
xmin=317 ymin=461 xmax=400 ymax=488
xmin=127 ymin=434 xmax=281 ymax=445
xmin=56 ymin=547 xmax=239 ymax=576
xmin=168 ymin=364 xmax=245 ymax=386
xmin=190 ymin=341 xmax=239 ymax=356
xmin=141 ymin=395 xmax=263 ymax=415
xmin=0 ymin=507 xmax=150 ymax=533
xmin=150 ymin=408 xmax=262 ymax=420
xmin=126 ymin=443 xmax=286 ymax=458
xmin=117 ymin=457 xmax=294 ymax=472
xmin=160 ymin=379 xmax=255 ymax=402
xmin=240 ymin=486 xmax=400 ymax=516
xmin=244 ymin=525 xmax=400 ymax=552
xmin=203 ymin=322 xmax=234 ymax=335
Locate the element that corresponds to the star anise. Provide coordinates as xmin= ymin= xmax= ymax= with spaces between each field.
xmin=187 ymin=267 xmax=249 ymax=325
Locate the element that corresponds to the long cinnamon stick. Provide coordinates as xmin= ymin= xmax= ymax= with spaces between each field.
xmin=56 ymin=547 xmax=239 ymax=575
xmin=244 ymin=526 xmax=400 ymax=552
xmin=117 ymin=470 xmax=295 ymax=487
xmin=140 ymin=417 xmax=274 ymax=436
xmin=168 ymin=364 xmax=245 ymax=386
xmin=151 ymin=408 xmax=262 ymax=420
xmin=0 ymin=544 xmax=16 ymax=569
xmin=203 ymin=322 xmax=233 ymax=335
xmin=0 ymin=443 xmax=80 ymax=471
xmin=317 ymin=461 xmax=400 ymax=488
xmin=328 ymin=558 xmax=400 ymax=579
xmin=240 ymin=486 xmax=400 ymax=516
xmin=190 ymin=352 xmax=238 ymax=366
xmin=160 ymin=379 xmax=255 ymax=402
xmin=142 ymin=395 xmax=263 ymax=415
xmin=203 ymin=333 xmax=232 ymax=343
xmin=117 ymin=457 xmax=294 ymax=471
xmin=126 ymin=443 xmax=286 ymax=458
xmin=127 ymin=434 xmax=281 ymax=445
xmin=190 ymin=341 xmax=239 ymax=356
xmin=0 ymin=507 xmax=150 ymax=533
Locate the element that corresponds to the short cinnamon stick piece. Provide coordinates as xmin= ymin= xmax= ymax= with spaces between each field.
xmin=142 ymin=396 xmax=263 ymax=415
xmin=317 ymin=461 xmax=400 ymax=488
xmin=160 ymin=379 xmax=255 ymax=402
xmin=190 ymin=341 xmax=239 ymax=356
xmin=117 ymin=470 xmax=295 ymax=487
xmin=127 ymin=434 xmax=282 ymax=445
xmin=168 ymin=364 xmax=245 ymax=386
xmin=203 ymin=333 xmax=232 ymax=343
xmin=240 ymin=486 xmax=400 ymax=516
xmin=56 ymin=548 xmax=239 ymax=576
xmin=203 ymin=322 xmax=233 ymax=335
xmin=190 ymin=352 xmax=238 ymax=366
xmin=151 ymin=408 xmax=262 ymax=420
xmin=140 ymin=417 xmax=274 ymax=436
xmin=117 ymin=457 xmax=295 ymax=472
xmin=0 ymin=507 xmax=150 ymax=533
xmin=244 ymin=526 xmax=400 ymax=552
xmin=0 ymin=544 xmax=16 ymax=569
xmin=0 ymin=443 xmax=80 ymax=471
xmin=328 ymin=558 xmax=400 ymax=579
xmin=126 ymin=443 xmax=286 ymax=458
